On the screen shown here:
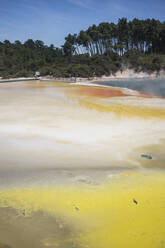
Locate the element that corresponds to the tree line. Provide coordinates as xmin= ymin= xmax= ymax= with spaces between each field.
xmin=0 ymin=18 xmax=165 ymax=78
xmin=0 ymin=39 xmax=62 ymax=78
xmin=63 ymin=18 xmax=165 ymax=56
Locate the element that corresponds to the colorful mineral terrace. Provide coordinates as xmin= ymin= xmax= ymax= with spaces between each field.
xmin=0 ymin=80 xmax=165 ymax=248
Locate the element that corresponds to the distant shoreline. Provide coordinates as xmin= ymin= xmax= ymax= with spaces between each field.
xmin=41 ymin=69 xmax=165 ymax=83
xmin=1 ymin=69 xmax=165 ymax=84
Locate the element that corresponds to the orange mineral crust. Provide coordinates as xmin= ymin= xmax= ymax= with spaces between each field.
xmin=70 ymin=86 xmax=129 ymax=98
xmin=68 ymin=84 xmax=156 ymax=99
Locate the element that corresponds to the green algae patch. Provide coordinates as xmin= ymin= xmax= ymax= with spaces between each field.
xmin=0 ymin=172 xmax=165 ymax=248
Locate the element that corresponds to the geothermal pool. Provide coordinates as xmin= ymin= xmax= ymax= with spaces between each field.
xmin=0 ymin=80 xmax=165 ymax=248
xmin=97 ymin=78 xmax=165 ymax=97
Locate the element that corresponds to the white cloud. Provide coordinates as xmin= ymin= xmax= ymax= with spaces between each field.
xmin=67 ymin=0 xmax=93 ymax=9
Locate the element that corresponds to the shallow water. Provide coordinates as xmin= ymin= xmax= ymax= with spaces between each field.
xmin=97 ymin=78 xmax=165 ymax=97
xmin=0 ymin=80 xmax=165 ymax=247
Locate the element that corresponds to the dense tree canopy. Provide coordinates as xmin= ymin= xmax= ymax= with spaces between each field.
xmin=0 ymin=18 xmax=165 ymax=78
xmin=63 ymin=18 xmax=165 ymax=56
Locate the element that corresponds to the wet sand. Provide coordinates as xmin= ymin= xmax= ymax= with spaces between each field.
xmin=0 ymin=80 xmax=165 ymax=247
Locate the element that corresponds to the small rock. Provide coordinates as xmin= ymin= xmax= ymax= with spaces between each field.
xmin=141 ymin=154 xmax=152 ymax=160
xmin=22 ymin=209 xmax=26 ymax=216
xmin=133 ymin=198 xmax=138 ymax=205
xmin=73 ymin=205 xmax=79 ymax=211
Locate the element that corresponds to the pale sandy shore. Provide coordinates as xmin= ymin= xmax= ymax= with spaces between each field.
xmin=1 ymin=69 xmax=165 ymax=84
xmin=56 ymin=69 xmax=165 ymax=82
xmin=92 ymin=69 xmax=165 ymax=81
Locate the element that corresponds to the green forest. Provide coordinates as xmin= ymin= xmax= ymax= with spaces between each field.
xmin=0 ymin=18 xmax=165 ymax=78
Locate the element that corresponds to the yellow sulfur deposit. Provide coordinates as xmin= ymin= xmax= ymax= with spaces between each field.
xmin=0 ymin=172 xmax=165 ymax=248
xmin=78 ymin=99 xmax=165 ymax=118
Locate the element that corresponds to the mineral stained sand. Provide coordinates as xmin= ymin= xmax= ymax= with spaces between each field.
xmin=0 ymin=81 xmax=165 ymax=248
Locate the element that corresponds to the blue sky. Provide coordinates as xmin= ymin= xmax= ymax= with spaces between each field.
xmin=0 ymin=0 xmax=165 ymax=47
